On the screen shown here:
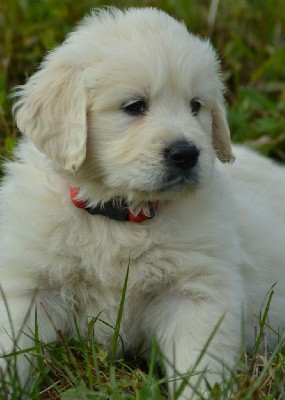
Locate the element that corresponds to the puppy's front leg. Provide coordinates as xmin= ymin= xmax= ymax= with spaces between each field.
xmin=143 ymin=288 xmax=242 ymax=399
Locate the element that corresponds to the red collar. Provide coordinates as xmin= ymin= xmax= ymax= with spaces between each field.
xmin=70 ymin=187 xmax=158 ymax=223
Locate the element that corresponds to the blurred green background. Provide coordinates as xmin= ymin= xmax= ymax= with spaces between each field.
xmin=1 ymin=0 xmax=285 ymax=163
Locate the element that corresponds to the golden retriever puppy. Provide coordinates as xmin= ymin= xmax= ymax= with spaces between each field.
xmin=0 ymin=7 xmax=284 ymax=398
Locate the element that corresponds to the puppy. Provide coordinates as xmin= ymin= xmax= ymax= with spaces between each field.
xmin=0 ymin=7 xmax=285 ymax=398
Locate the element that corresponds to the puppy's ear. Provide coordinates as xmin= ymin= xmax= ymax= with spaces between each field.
xmin=212 ymin=98 xmax=235 ymax=163
xmin=14 ymin=64 xmax=87 ymax=172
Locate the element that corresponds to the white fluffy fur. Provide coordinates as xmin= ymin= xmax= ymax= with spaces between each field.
xmin=0 ymin=7 xmax=284 ymax=398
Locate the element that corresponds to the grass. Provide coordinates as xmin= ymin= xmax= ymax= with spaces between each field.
xmin=3 ymin=330 xmax=285 ymax=399
xmin=0 ymin=0 xmax=285 ymax=398
xmin=0 ymin=281 xmax=284 ymax=399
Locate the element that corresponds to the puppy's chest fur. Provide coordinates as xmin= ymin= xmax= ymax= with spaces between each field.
xmin=44 ymin=180 xmax=234 ymax=287
xmin=44 ymin=203 xmax=188 ymax=295
xmin=37 ymin=200 xmax=190 ymax=342
xmin=42 ymin=208 xmax=223 ymax=347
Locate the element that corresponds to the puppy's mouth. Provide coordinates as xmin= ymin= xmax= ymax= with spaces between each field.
xmin=126 ymin=165 xmax=201 ymax=198
xmin=153 ymin=168 xmax=200 ymax=193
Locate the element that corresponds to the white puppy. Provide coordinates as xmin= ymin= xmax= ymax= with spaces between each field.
xmin=0 ymin=7 xmax=284 ymax=398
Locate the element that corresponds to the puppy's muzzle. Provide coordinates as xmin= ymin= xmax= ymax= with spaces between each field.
xmin=164 ymin=141 xmax=199 ymax=171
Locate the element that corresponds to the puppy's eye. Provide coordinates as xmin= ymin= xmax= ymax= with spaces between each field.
xmin=190 ymin=98 xmax=201 ymax=116
xmin=122 ymin=99 xmax=148 ymax=116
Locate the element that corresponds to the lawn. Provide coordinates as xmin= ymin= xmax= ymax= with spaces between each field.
xmin=0 ymin=0 xmax=284 ymax=399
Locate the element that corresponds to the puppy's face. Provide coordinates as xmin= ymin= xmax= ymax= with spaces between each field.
xmin=14 ymin=8 xmax=234 ymax=203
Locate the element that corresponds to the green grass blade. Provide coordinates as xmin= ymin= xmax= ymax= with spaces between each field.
xmin=253 ymin=283 xmax=276 ymax=356
xmin=110 ymin=261 xmax=130 ymax=361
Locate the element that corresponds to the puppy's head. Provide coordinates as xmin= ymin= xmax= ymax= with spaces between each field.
xmin=14 ymin=7 xmax=234 ymax=203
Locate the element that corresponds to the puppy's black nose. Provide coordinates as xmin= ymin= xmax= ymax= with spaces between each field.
xmin=164 ymin=141 xmax=199 ymax=170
